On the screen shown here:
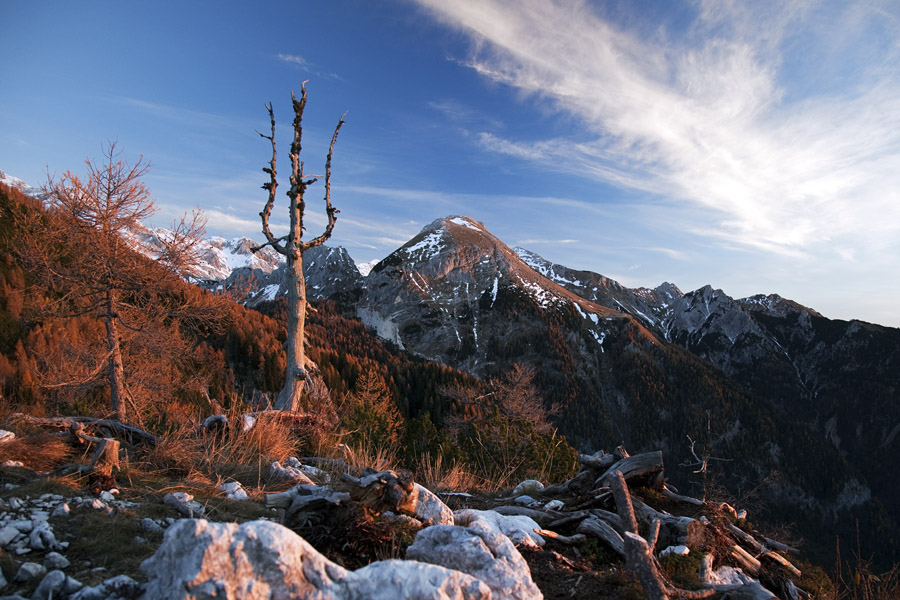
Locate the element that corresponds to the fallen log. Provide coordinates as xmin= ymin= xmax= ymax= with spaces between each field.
xmin=588 ymin=508 xmax=625 ymax=535
xmin=763 ymin=537 xmax=800 ymax=555
xmin=540 ymin=469 xmax=594 ymax=496
xmin=595 ymin=451 xmax=664 ymax=488
xmin=623 ymin=532 xmax=667 ymax=599
xmin=610 ymin=470 xmax=639 ymax=534
xmin=760 ymin=550 xmax=802 ymax=579
xmin=577 ymin=451 xmax=616 ymax=470
xmin=633 ymin=499 xmax=707 ymax=549
xmin=9 ymin=413 xmax=157 ymax=446
xmin=577 ymin=516 xmax=625 ymax=556
xmin=730 ymin=544 xmax=762 ymax=576
xmin=493 ymin=505 xmax=562 ymax=526
xmin=662 ymin=486 xmax=705 ymax=506
xmin=727 ymin=523 xmax=767 ymax=554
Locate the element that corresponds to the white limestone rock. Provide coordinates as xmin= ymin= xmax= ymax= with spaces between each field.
xmin=0 ymin=524 xmax=20 ymax=545
xmin=32 ymin=569 xmax=82 ymax=600
xmin=217 ymin=481 xmax=249 ymax=501
xmin=139 ymin=519 xmax=349 ymax=599
xmin=543 ymin=500 xmax=564 ymax=511
xmin=336 ymin=559 xmax=491 ymax=600
xmin=139 ymin=518 xmax=164 ymax=533
xmin=407 ymin=522 xmax=542 ymax=600
xmin=512 ymin=480 xmax=544 ymax=497
xmin=454 ymin=509 xmax=545 ymax=548
xmin=162 ymin=492 xmax=205 ymax=518
xmin=412 ymin=483 xmax=454 ymax=526
xmin=44 ymin=551 xmax=71 ymax=570
xmin=51 ymin=503 xmax=71 ymax=518
xmin=0 ymin=429 xmax=15 ymax=443
xmin=70 ymin=574 xmax=141 ymax=600
xmin=270 ymin=460 xmax=315 ymax=485
xmin=660 ymin=545 xmax=690 ymax=557
xmin=14 ymin=561 xmax=46 ymax=582
xmin=29 ymin=520 xmax=62 ymax=551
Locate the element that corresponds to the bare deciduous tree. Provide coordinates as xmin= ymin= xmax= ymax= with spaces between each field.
xmin=253 ymin=82 xmax=346 ymax=412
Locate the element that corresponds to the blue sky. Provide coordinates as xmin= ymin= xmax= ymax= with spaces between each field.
xmin=3 ymin=1 xmax=899 ymax=327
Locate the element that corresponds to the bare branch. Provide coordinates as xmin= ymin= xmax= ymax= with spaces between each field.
xmin=303 ymin=110 xmax=346 ymax=250
xmin=257 ymin=102 xmax=285 ymax=256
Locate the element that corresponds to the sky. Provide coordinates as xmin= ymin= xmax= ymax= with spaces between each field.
xmin=2 ymin=1 xmax=899 ymax=327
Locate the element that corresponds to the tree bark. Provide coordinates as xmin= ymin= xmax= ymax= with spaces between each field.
xmin=275 ymin=252 xmax=307 ymax=412
xmin=105 ymin=289 xmax=127 ymax=421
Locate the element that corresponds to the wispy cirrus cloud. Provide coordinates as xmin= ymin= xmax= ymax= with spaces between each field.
xmin=414 ymin=0 xmax=900 ymax=259
xmin=276 ymin=53 xmax=343 ymax=81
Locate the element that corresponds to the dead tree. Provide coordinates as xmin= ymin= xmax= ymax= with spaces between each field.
xmin=254 ymin=82 xmax=346 ymax=412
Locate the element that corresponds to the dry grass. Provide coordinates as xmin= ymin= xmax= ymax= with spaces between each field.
xmin=0 ymin=432 xmax=76 ymax=472
xmin=414 ymin=452 xmax=479 ymax=493
xmin=138 ymin=411 xmax=305 ymax=497
xmin=340 ymin=440 xmax=398 ymax=474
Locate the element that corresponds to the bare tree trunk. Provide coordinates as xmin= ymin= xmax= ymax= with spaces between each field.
xmin=275 ymin=251 xmax=307 ymax=412
xmin=254 ymin=84 xmax=345 ymax=413
xmin=104 ymin=289 xmax=126 ymax=421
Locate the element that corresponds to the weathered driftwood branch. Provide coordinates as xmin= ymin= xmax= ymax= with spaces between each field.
xmin=763 ymin=537 xmax=800 ymax=555
xmin=610 ymin=470 xmax=639 ymax=535
xmin=647 ymin=518 xmax=661 ymax=552
xmin=761 ymin=550 xmax=802 ymax=578
xmin=726 ymin=523 xmax=802 ymax=577
xmin=727 ymin=522 xmax=767 ymax=552
xmin=493 ymin=505 xmax=561 ymax=526
xmin=623 ymin=532 xmax=668 ymax=600
xmin=588 ymin=508 xmax=625 ymax=534
xmin=540 ymin=469 xmax=594 ymax=496
xmin=662 ymin=485 xmax=706 ymax=506
xmin=633 ymin=499 xmax=707 ymax=549
xmin=577 ymin=451 xmax=616 ymax=470
xmin=265 ymin=484 xmax=351 ymax=529
xmin=534 ymin=528 xmax=586 ymax=545
xmin=730 ymin=544 xmax=762 ymax=576
xmin=546 ymin=510 xmax=591 ymax=530
xmin=9 ymin=413 xmax=157 ymax=445
xmin=596 ymin=451 xmax=664 ymax=488
xmin=336 ymin=470 xmax=417 ymax=516
xmin=577 ymin=516 xmax=624 ymax=556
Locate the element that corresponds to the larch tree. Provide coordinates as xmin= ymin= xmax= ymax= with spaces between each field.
xmin=253 ymin=82 xmax=346 ymax=412
xmin=24 ymin=142 xmax=207 ymax=422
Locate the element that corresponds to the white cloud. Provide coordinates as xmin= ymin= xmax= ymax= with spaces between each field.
xmin=414 ymin=0 xmax=900 ymax=259
xmin=277 ymin=53 xmax=310 ymax=68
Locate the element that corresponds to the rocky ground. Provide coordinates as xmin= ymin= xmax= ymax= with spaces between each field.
xmin=0 ymin=438 xmax=839 ymax=600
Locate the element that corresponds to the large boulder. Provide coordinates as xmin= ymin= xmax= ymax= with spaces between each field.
xmin=407 ymin=523 xmax=542 ymax=600
xmin=140 ymin=519 xmax=491 ymax=600
xmin=139 ymin=519 xmax=348 ymax=599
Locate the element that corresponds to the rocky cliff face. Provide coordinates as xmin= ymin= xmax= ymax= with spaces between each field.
xmin=358 ymin=217 xmax=634 ymax=373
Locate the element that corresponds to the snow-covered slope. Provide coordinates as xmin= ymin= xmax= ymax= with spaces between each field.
xmin=0 ymin=169 xmax=44 ymax=198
